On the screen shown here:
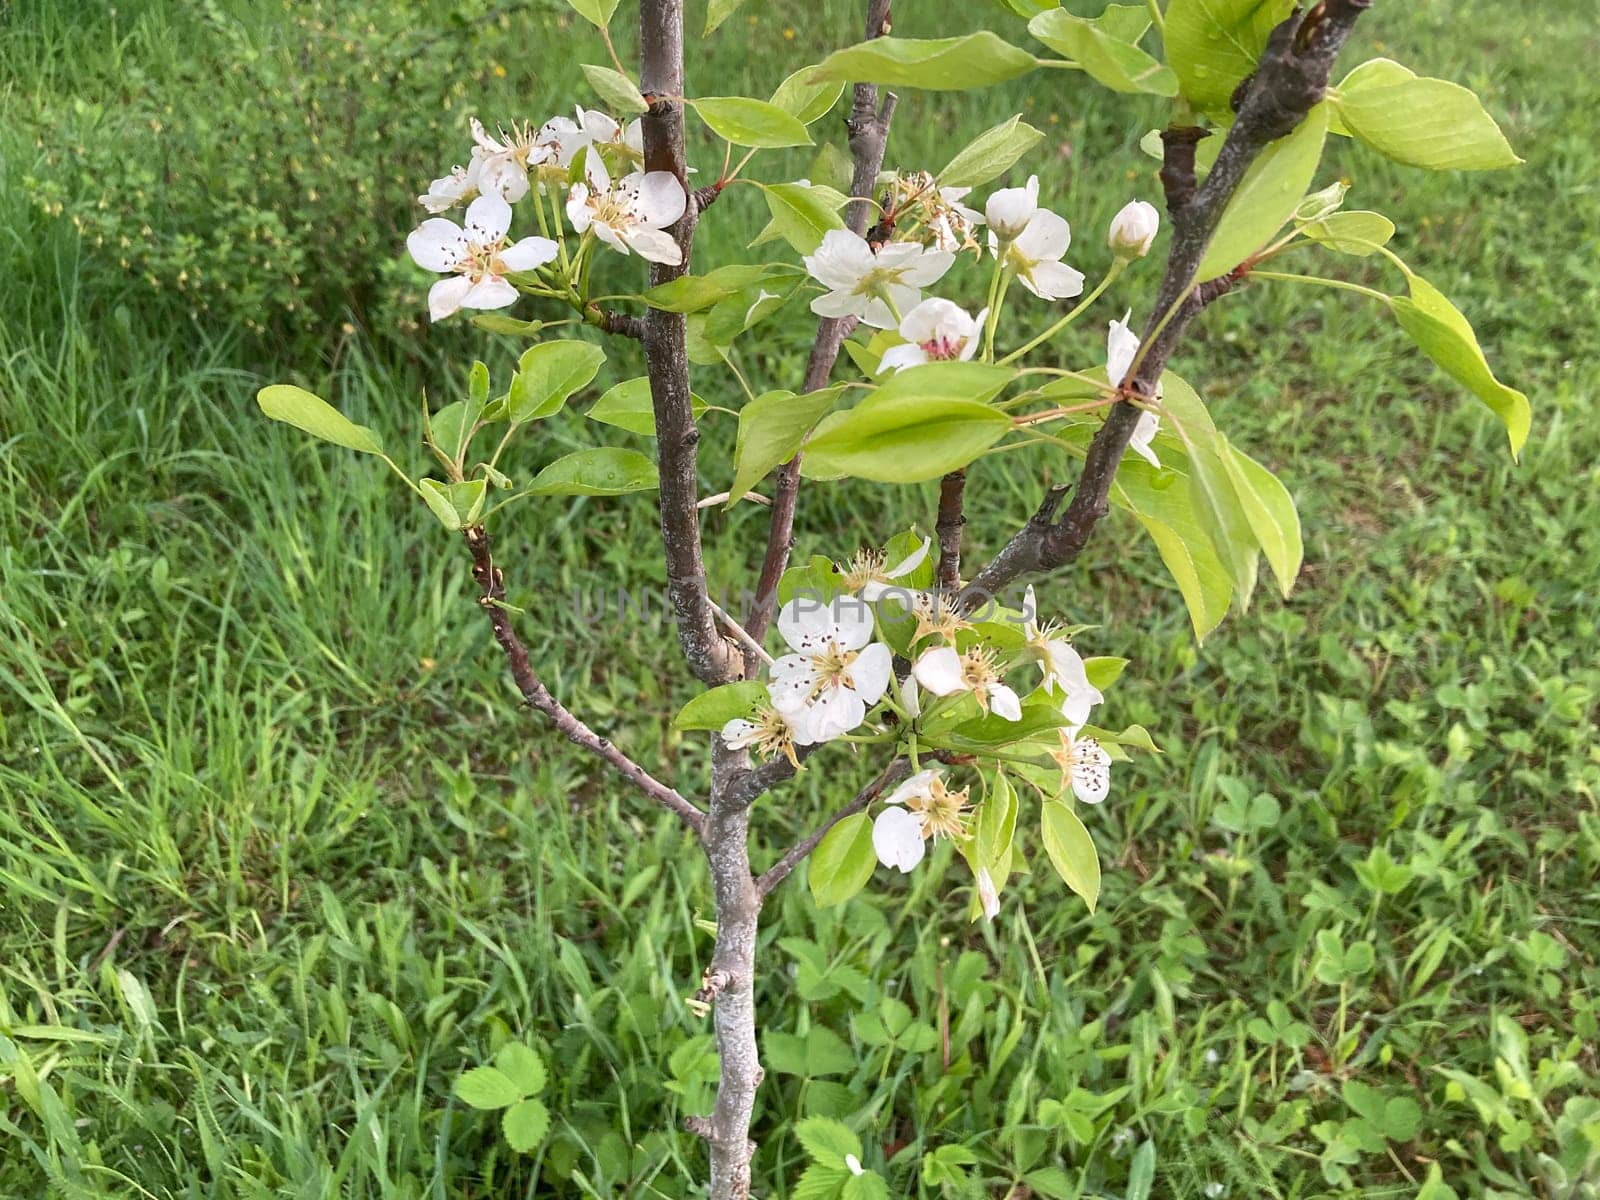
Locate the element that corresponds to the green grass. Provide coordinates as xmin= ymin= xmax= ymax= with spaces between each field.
xmin=3 ymin=1 xmax=1599 ymax=1197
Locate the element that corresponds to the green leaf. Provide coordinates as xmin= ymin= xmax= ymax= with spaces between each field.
xmin=417 ymin=478 xmax=487 ymax=530
xmin=674 ymin=680 xmax=769 ymax=731
xmin=938 ymin=115 xmax=1045 ymax=189
xmin=801 ymin=394 xmax=1011 ymax=483
xmin=1040 ymin=801 xmax=1100 ymax=913
xmin=644 ymin=263 xmax=799 ymax=313
xmin=1084 ymin=656 xmax=1128 ymax=690
xmin=1198 ymin=101 xmax=1328 ymax=280
xmin=761 ymin=182 xmax=847 ymax=255
xmin=564 ymin=0 xmax=619 ymax=29
xmin=527 ymin=447 xmax=658 ymax=496
xmin=587 ymin=377 xmax=709 ymax=436
xmin=472 ymin=313 xmax=545 ymax=337
xmin=704 ymin=0 xmax=745 ymax=35
xmin=1300 ymin=210 xmax=1395 ymax=256
xmin=501 ymin=1098 xmax=550 ymax=1153
xmin=1164 ymin=0 xmax=1294 ymax=115
xmin=769 ymin=68 xmax=847 ymax=126
xmin=974 ymin=771 xmax=1019 ymax=891
xmin=581 ymin=64 xmax=648 ymax=114
xmin=1330 ymin=58 xmax=1520 ymax=171
xmin=1387 ymin=273 xmax=1530 ymax=459
xmin=692 ymin=97 xmax=813 ymax=148
xmin=1159 ymin=374 xmax=1259 ymax=602
xmin=1126 ymin=1140 xmax=1156 ymax=1200
xmin=1028 ymin=10 xmax=1177 ymax=96
xmin=1417 ymin=1164 xmax=1461 ymax=1200
xmin=426 ymin=400 xmax=473 ymax=465
xmin=843 ymin=1174 xmax=890 ymax=1200
xmin=795 ymin=1116 xmax=862 ymax=1166
xmin=493 ymin=1043 xmax=547 ymax=1096
xmin=508 ymin=341 xmax=606 ymax=425
xmin=455 ymin=1066 xmax=522 ymax=1110
xmin=256 ymin=385 xmax=384 ymax=455
xmin=808 ymin=813 xmax=877 ymax=908
xmin=808 ymin=33 xmax=1038 ymax=92
xmin=729 ymin=388 xmax=840 ymax=504
xmin=1219 ymin=440 xmax=1302 ymax=597
xmin=1096 ymin=4 xmax=1154 ymax=43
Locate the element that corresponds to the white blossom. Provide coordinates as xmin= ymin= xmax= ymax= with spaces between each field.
xmin=838 ymin=537 xmax=931 ymax=601
xmin=418 ymin=152 xmax=484 ymax=213
xmin=985 ymin=175 xmax=1040 ymax=241
xmin=871 ymin=769 xmax=970 ymax=873
xmin=878 ymin=299 xmax=988 ymax=373
xmin=1051 ymin=728 xmax=1112 ymax=805
xmin=912 ymin=645 xmax=1022 ymax=722
xmin=1108 ymin=199 xmax=1160 ymax=259
xmin=719 ymin=707 xmax=798 ymax=766
xmin=1004 ymin=207 xmax=1085 ymax=302
xmin=768 ymin=598 xmax=892 ymax=745
xmin=406 ymin=194 xmax=558 ymax=322
xmin=803 ymin=230 xmax=954 ymax=329
xmin=1107 ymin=310 xmax=1162 ymax=468
xmin=844 ymin=1154 xmax=865 ymax=1177
xmin=566 ymin=153 xmax=687 ymax=265
xmin=1023 ymin=585 xmax=1103 ymax=728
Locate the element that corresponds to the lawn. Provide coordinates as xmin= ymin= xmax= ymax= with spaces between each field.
xmin=2 ymin=0 xmax=1598 ymax=1197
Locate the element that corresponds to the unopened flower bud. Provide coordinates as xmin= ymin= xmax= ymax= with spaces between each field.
xmin=1108 ymin=200 xmax=1159 ymax=260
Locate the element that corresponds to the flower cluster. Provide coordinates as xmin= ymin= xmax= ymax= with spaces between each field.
xmin=719 ymin=539 xmax=1116 ymax=919
xmin=406 ymin=107 xmax=687 ymax=320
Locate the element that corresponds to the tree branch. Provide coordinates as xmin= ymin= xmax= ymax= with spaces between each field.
xmin=743 ymin=0 xmax=898 ymax=664
xmin=639 ymin=0 xmax=741 ymax=686
xmin=463 ymin=526 xmax=705 ymax=834
xmin=935 ymin=469 xmax=967 ymax=590
xmin=755 ymin=758 xmax=912 ymax=896
xmin=967 ymin=0 xmax=1370 ymax=601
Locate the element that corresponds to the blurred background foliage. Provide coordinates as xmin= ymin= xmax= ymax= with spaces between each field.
xmin=2 ymin=0 xmax=1598 ymax=1197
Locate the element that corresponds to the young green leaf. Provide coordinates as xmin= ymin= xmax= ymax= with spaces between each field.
xmin=1040 ymin=801 xmax=1101 ymax=912
xmin=807 ymin=33 xmax=1038 ymax=91
xmin=703 ymin=0 xmax=745 ymax=35
xmin=527 ymin=447 xmax=658 ymax=496
xmin=1300 ymin=210 xmax=1396 ymax=256
xmin=508 ymin=341 xmax=607 ymax=424
xmin=729 ymin=387 xmax=840 ymax=504
xmin=1219 ymin=439 xmax=1302 ymax=597
xmin=795 ymin=1116 xmax=863 ymax=1166
xmin=1197 ymin=101 xmax=1329 ymax=281
xmin=801 ymin=391 xmax=1012 ymax=484
xmin=808 ymin=813 xmax=877 ymax=908
xmin=418 ymin=478 xmax=487 ymax=530
xmin=454 ymin=1065 xmax=523 ymax=1110
xmin=581 ymin=64 xmax=648 ymax=114
xmin=673 ymin=680 xmax=769 ymax=731
xmin=501 ymin=1097 xmax=551 ymax=1152
xmin=692 ymin=97 xmax=813 ymax=148
xmin=1387 ymin=273 xmax=1531 ymax=459
xmin=256 ymin=385 xmax=384 ymax=455
xmin=1164 ymin=0 xmax=1294 ymax=115
xmin=937 ymin=116 xmax=1044 ymax=189
xmin=1330 ymin=58 xmax=1520 ymax=171
xmin=493 ymin=1043 xmax=547 ymax=1096
xmin=770 ymin=67 xmax=847 ymax=126
xmin=564 ymin=0 xmax=620 ymax=30
xmin=587 ymin=377 xmax=709 ymax=436
xmin=1028 ymin=10 xmax=1177 ymax=96
xmin=760 ymin=182 xmax=847 ymax=255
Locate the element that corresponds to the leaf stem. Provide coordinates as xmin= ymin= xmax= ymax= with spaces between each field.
xmin=999 ymin=262 xmax=1123 ymax=366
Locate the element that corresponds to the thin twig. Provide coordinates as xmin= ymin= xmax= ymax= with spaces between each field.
xmin=464 ymin=526 xmax=706 ymax=834
xmin=707 ymin=596 xmax=775 ymax=666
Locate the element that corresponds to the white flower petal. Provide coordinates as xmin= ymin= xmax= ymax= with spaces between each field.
xmin=988 ymin=683 xmax=1023 ymax=723
xmin=876 ymin=343 xmax=928 ymax=374
xmin=902 ymin=248 xmax=955 ymax=287
xmin=828 ymin=598 xmax=877 ymax=651
xmin=1019 ymin=259 xmax=1086 ymax=302
xmin=720 ymin=718 xmax=757 ymax=747
xmin=463 ymin=193 xmax=512 ymax=245
xmin=882 ymin=536 xmax=931 ymax=581
xmin=632 ymin=171 xmax=688 ymax=228
xmin=777 ymin=598 xmax=837 ymax=653
xmin=810 ymin=290 xmax=864 ymax=320
xmin=407 ymin=218 xmax=470 ymax=272
xmin=619 ymin=224 xmax=683 ymax=265
xmin=1016 ymin=208 xmax=1071 ymax=260
xmin=799 ymin=683 xmax=866 ymax=743
xmin=426 ymin=275 xmax=474 ymax=322
xmin=803 ymin=229 xmax=876 ymax=290
xmin=462 ymin=275 xmax=519 ymax=311
xmin=1023 ymin=584 xmax=1041 ymax=640
xmin=885 ymin=769 xmax=940 ymax=808
xmin=873 ymin=806 xmax=926 ymax=872
xmin=902 ymin=676 xmax=921 ymax=719
xmin=1107 ymin=312 xmax=1141 ymax=386
xmin=498 ymin=236 xmax=559 ymax=272
xmin=912 ymin=646 xmax=966 ymax=696
xmin=1128 ymin=410 xmax=1161 ymax=468
xmin=858 ymin=295 xmax=899 ymax=330
xmin=850 ymin=643 xmax=892 ymax=705
xmin=1070 ymin=738 xmax=1112 ymax=804
xmin=977 ymin=867 xmax=1000 ymax=921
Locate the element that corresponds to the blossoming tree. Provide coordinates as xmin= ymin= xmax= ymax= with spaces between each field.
xmin=258 ymin=0 xmax=1525 ymax=1194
